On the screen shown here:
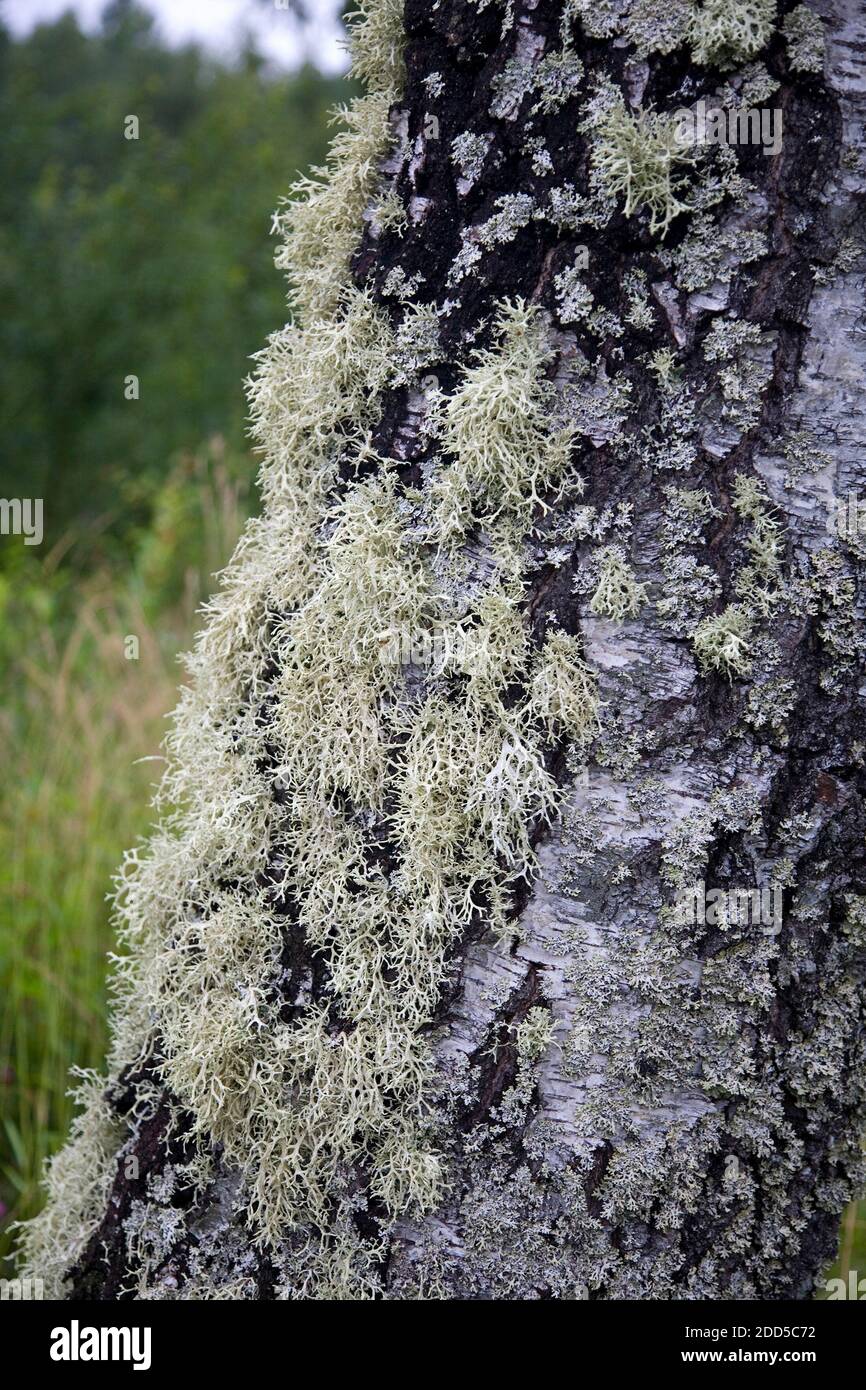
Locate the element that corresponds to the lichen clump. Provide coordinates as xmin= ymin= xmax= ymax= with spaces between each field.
xmin=589 ymin=545 xmax=648 ymax=622
xmin=690 ymin=0 xmax=777 ymax=70
xmin=782 ymin=4 xmax=825 ymax=74
xmin=693 ymin=603 xmax=754 ymax=678
xmin=435 ymin=298 xmax=578 ymax=533
xmin=593 ymin=105 xmax=697 ymax=238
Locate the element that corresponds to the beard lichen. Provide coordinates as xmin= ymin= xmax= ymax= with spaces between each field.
xmin=434 ymin=298 xmax=579 ymax=535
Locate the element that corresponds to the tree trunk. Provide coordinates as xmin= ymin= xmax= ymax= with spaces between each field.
xmin=20 ymin=0 xmax=866 ymax=1300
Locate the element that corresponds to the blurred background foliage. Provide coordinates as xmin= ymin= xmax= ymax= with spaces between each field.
xmin=0 ymin=0 xmax=862 ymax=1290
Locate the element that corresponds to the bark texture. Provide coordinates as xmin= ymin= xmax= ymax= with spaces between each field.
xmin=20 ymin=0 xmax=866 ymax=1300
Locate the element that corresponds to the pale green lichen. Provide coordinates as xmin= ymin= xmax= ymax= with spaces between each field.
xmin=13 ymin=1073 xmax=126 ymax=1298
xmin=689 ymin=0 xmax=777 ymax=71
xmin=586 ymin=305 xmax=625 ymax=340
xmin=624 ymin=0 xmax=692 ymax=57
xmin=782 ymin=4 xmax=825 ymax=74
xmin=812 ymin=234 xmax=862 ymax=289
xmin=513 ymin=1006 xmax=556 ymax=1062
xmin=589 ymin=545 xmax=648 ymax=621
xmin=346 ymin=0 xmax=405 ymax=90
xmin=720 ymin=59 xmax=780 ymax=106
xmin=372 ymin=188 xmax=408 ymax=236
xmin=623 ymin=269 xmax=656 ymax=331
xmin=20 ymin=204 xmax=600 ymax=1300
xmin=693 ymin=603 xmax=754 ymax=678
xmin=529 ymin=629 xmax=599 ymax=742
xmin=731 ymin=472 xmax=785 ymax=616
xmin=18 ymin=0 xmax=429 ymax=1287
xmin=647 ymin=347 xmax=681 ymax=391
xmin=274 ymin=92 xmax=396 ymax=323
xmin=434 ymin=298 xmax=577 ymax=535
xmin=779 ymin=427 xmax=832 ymax=491
xmin=593 ymin=104 xmax=697 ymax=238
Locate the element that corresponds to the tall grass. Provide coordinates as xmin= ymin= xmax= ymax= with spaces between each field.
xmin=0 ymin=446 xmax=248 ymax=1264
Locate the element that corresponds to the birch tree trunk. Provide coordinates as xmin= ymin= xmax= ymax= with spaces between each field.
xmin=21 ymin=0 xmax=866 ymax=1300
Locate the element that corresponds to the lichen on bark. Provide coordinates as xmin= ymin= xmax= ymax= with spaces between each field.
xmin=17 ymin=0 xmax=866 ymax=1301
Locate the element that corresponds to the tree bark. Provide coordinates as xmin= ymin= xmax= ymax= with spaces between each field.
xmin=21 ymin=0 xmax=866 ymax=1300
